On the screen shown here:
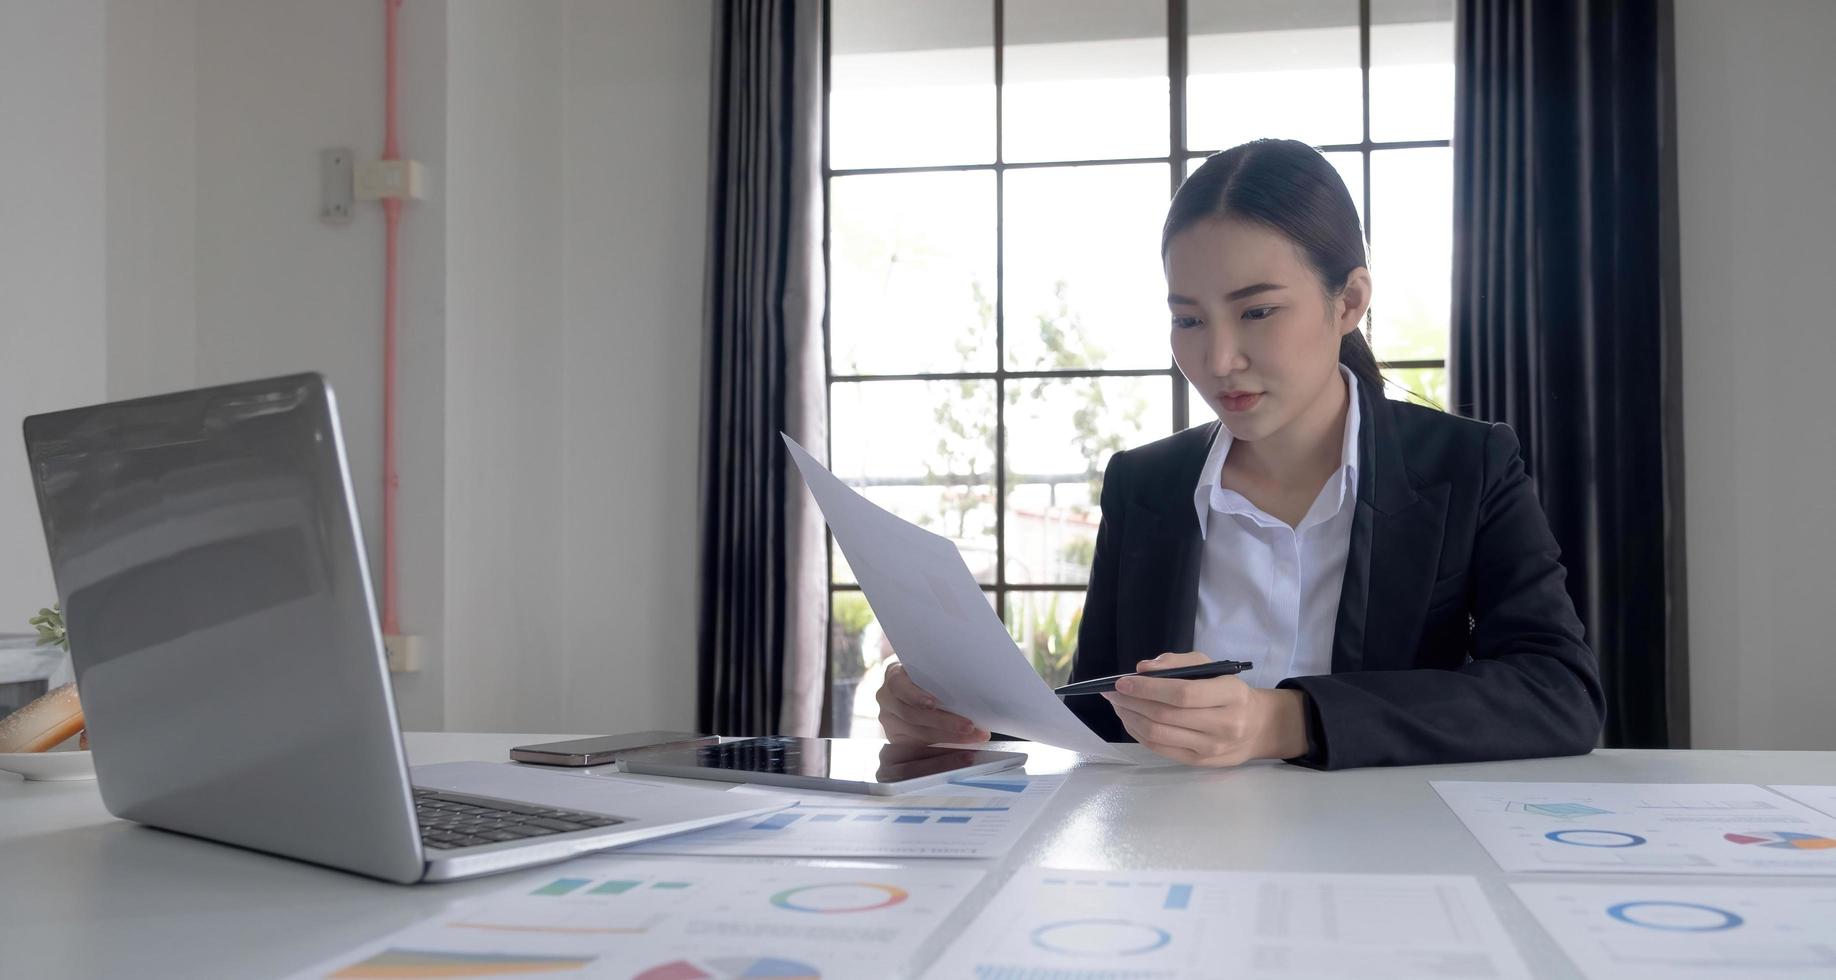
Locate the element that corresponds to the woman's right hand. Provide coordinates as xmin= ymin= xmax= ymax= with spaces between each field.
xmin=876 ymin=661 xmax=990 ymax=746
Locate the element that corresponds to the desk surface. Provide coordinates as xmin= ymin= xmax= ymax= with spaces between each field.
xmin=4 ymin=734 xmax=1833 ymax=978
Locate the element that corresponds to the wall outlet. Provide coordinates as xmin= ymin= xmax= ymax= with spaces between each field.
xmin=384 ymin=633 xmax=424 ymax=673
xmin=355 ymin=159 xmax=426 ymax=201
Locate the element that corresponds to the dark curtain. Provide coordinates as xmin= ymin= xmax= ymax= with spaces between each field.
xmin=698 ymin=0 xmax=827 ymax=737
xmin=1451 ymin=0 xmax=1687 ymax=747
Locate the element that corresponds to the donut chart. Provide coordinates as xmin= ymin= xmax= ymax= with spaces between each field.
xmin=1544 ymin=829 xmax=1648 ymax=848
xmin=1607 ymin=900 xmax=1745 ymax=932
xmin=1029 ymin=918 xmax=1172 ymax=957
xmin=768 ymin=882 xmax=908 ymax=914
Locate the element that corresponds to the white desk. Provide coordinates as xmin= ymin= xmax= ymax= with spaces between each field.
xmin=4 ymin=734 xmax=1832 ymax=978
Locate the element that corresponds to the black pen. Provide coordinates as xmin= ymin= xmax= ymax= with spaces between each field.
xmin=1053 ymin=659 xmax=1254 ymax=696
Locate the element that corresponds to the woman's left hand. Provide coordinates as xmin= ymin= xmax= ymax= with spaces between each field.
xmin=1101 ymin=652 xmax=1310 ymax=767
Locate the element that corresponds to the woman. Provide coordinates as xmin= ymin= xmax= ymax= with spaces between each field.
xmin=877 ymin=138 xmax=1605 ymax=770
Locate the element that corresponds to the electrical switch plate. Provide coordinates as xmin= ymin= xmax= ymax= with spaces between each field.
xmin=320 ymin=147 xmax=354 ymax=224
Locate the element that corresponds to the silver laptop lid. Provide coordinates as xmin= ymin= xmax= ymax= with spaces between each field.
xmin=23 ymin=374 xmax=424 ymax=883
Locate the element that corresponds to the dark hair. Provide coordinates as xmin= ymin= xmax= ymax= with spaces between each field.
xmin=1162 ymin=138 xmax=1384 ymax=396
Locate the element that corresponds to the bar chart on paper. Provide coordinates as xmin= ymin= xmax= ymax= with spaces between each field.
xmin=625 ymin=773 xmax=1067 ymax=859
xmin=920 ymin=869 xmax=1530 ymax=979
xmin=294 ymin=860 xmax=983 ymax=980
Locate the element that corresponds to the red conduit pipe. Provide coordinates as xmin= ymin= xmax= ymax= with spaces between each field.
xmin=381 ymin=0 xmax=404 ymax=635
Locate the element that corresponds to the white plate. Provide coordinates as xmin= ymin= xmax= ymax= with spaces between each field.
xmin=0 ymin=748 xmax=95 ymax=781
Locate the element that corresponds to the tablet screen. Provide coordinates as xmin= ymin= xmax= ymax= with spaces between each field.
xmin=631 ymin=736 xmax=1018 ymax=787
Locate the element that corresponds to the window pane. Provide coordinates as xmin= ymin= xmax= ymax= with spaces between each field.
xmin=1386 ymin=365 xmax=1449 ymax=411
xmin=829 ymin=380 xmax=999 ymax=585
xmin=834 ymin=587 xmax=996 ymax=739
xmin=1369 ymin=147 xmax=1452 ymax=361
xmin=1004 ymin=163 xmax=1172 ymax=371
xmin=830 ymin=0 xmax=994 ymax=168
xmin=1187 ymin=150 xmax=1364 ymax=228
xmin=1005 ymin=591 xmax=1086 ymax=689
xmin=1323 ymin=150 xmax=1366 ymax=228
xmin=828 ymin=591 xmax=883 ymax=738
xmin=1187 ymin=0 xmax=1362 ymax=152
xmin=1005 ymin=377 xmax=1173 ymax=584
xmin=1003 ymin=0 xmax=1168 ymax=163
xmin=1370 ymin=0 xmax=1455 ymax=143
xmin=830 ymin=172 xmax=997 ymax=375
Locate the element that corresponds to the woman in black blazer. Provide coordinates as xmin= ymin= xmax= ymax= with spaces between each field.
xmin=878 ymin=139 xmax=1605 ymax=770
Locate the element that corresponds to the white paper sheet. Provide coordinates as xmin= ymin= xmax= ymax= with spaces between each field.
xmin=782 ymin=434 xmax=1131 ymax=763
xmin=1769 ymin=785 xmax=1836 ymax=819
xmin=289 ymin=857 xmax=983 ymax=979
xmin=922 ymin=868 xmax=1530 ymax=979
xmin=1432 ymin=781 xmax=1836 ymax=875
xmin=1512 ymin=882 xmax=1836 ymax=979
xmin=623 ymin=772 xmax=1067 ymax=859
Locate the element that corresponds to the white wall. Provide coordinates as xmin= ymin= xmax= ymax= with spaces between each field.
xmin=189 ymin=0 xmax=449 ymax=728
xmin=0 ymin=2 xmax=109 ymax=625
xmin=1676 ymin=0 xmax=1836 ymax=749
xmin=442 ymin=1 xmax=568 ymax=731
xmin=105 ymin=0 xmax=198 ymax=402
xmin=558 ymin=0 xmax=713 ymax=734
xmin=4 ymin=0 xmax=715 ymax=733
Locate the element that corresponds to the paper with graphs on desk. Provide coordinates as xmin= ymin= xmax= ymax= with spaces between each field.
xmin=783 ymin=434 xmax=1131 ymax=763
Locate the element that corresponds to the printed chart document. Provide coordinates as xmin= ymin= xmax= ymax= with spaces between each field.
xmin=625 ymin=772 xmax=1067 ymax=859
xmin=1432 ymin=782 xmax=1836 ymax=875
xmin=922 ymin=869 xmax=1530 ymax=979
xmin=783 ymin=434 xmax=1130 ymax=762
xmin=1770 ymin=785 xmax=1836 ymax=819
xmin=290 ymin=858 xmax=982 ymax=979
xmin=1512 ymin=882 xmax=1836 ymax=979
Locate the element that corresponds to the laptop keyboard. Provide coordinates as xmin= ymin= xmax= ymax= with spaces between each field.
xmin=413 ymin=788 xmax=625 ymax=850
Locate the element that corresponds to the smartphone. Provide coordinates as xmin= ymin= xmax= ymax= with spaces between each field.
xmin=509 ymin=731 xmax=719 ymax=767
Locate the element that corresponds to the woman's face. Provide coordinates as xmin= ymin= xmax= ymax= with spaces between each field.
xmin=1164 ymin=217 xmax=1365 ymax=443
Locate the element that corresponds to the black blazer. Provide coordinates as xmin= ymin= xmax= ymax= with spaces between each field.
xmin=1066 ymin=379 xmax=1606 ymax=769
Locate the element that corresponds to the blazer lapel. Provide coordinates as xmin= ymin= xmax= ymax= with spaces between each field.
xmin=1117 ymin=425 xmax=1213 ymax=664
xmin=1332 ymin=385 xmax=1449 ymax=673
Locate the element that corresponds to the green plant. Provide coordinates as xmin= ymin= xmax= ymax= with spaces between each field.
xmin=831 ymin=592 xmax=874 ymax=636
xmin=1012 ymin=595 xmax=1082 ymax=689
xmin=830 ymin=592 xmax=876 ymax=684
xmin=29 ymin=605 xmax=68 ymax=652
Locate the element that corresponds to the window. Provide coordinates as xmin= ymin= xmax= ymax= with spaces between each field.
xmin=823 ymin=0 xmax=1454 ymax=737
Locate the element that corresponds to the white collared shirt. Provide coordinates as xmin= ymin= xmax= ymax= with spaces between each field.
xmin=1191 ymin=366 xmax=1361 ymax=689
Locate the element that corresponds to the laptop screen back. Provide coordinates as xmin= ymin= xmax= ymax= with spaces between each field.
xmin=23 ymin=374 xmax=424 ymax=882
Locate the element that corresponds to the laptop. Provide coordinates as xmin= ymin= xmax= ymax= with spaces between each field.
xmin=21 ymin=373 xmax=785 ymax=883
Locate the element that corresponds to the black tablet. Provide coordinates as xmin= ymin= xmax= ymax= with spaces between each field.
xmin=616 ymin=736 xmax=1027 ymax=795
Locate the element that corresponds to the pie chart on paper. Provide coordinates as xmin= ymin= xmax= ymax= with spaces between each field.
xmin=1723 ymin=831 xmax=1836 ymax=850
xmin=631 ymin=957 xmax=820 ymax=980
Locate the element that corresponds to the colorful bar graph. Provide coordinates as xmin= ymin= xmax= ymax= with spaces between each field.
xmin=533 ymin=878 xmax=591 ymax=896
xmin=588 ymin=880 xmax=642 ymax=896
xmin=1166 ymin=884 xmax=1193 ymax=910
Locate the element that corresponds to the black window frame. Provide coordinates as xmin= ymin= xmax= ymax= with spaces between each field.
xmin=818 ymin=0 xmax=1451 ymax=735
